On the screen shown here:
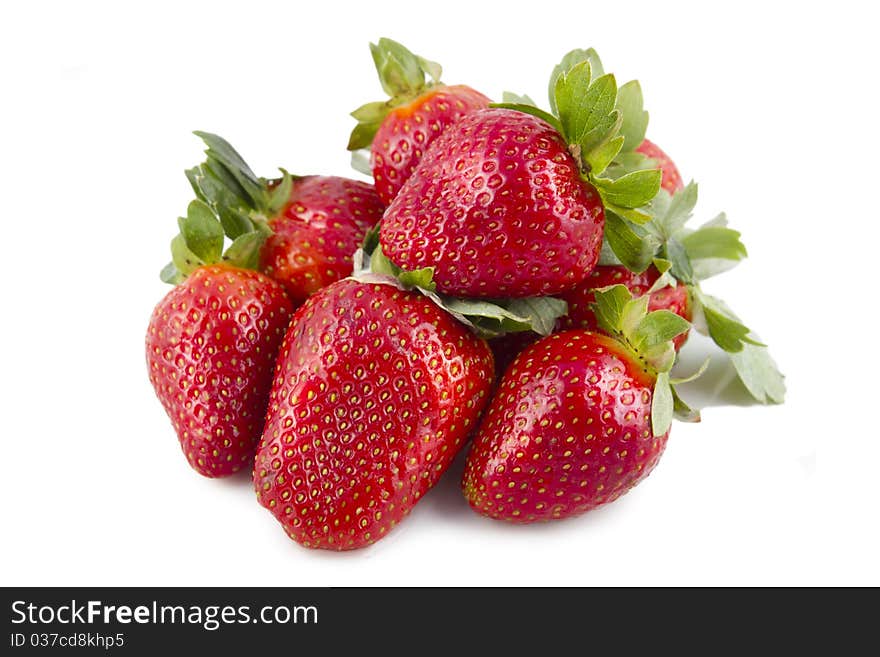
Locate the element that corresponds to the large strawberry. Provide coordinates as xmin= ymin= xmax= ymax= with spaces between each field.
xmin=463 ymin=286 xmax=695 ymax=522
xmin=254 ymin=277 xmax=495 ymax=550
xmin=379 ymin=52 xmax=664 ymax=298
xmin=187 ymin=132 xmax=384 ymax=305
xmin=347 ymin=38 xmax=491 ymax=205
xmin=147 ymin=201 xmax=293 ymax=477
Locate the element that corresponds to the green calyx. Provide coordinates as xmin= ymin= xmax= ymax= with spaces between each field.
xmin=350 ymin=226 xmax=568 ymax=339
xmin=347 ymin=38 xmax=443 ymax=151
xmin=159 ymin=199 xmax=271 ymax=284
xmin=591 ymin=284 xmax=695 ymax=436
xmin=493 ymin=48 xmax=659 ymax=224
xmin=160 ymin=132 xmax=285 ymax=284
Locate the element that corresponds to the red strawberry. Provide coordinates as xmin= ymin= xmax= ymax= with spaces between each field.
xmin=260 ymin=176 xmax=384 ymax=304
xmin=188 ymin=132 xmax=383 ymax=305
xmin=378 ymin=54 xmax=668 ymax=298
xmin=463 ymin=286 xmax=693 ymax=522
xmin=380 ymin=107 xmax=606 ymax=297
xmin=147 ymin=203 xmax=294 ymax=477
xmin=254 ymin=278 xmax=494 ymax=550
xmin=636 ymin=138 xmax=683 ymax=194
xmin=348 ymin=38 xmax=490 ymax=205
xmin=558 ymin=265 xmax=692 ymax=349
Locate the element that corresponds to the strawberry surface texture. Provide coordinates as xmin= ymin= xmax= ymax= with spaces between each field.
xmin=254 ymin=279 xmax=495 ymax=549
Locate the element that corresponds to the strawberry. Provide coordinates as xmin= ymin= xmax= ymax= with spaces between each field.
xmin=347 ymin=38 xmax=490 ymax=205
xmin=462 ymin=286 xmax=694 ymax=522
xmin=379 ymin=52 xmax=666 ymax=298
xmin=558 ymin=265 xmax=692 ymax=349
xmin=147 ymin=202 xmax=294 ymax=477
xmin=636 ymin=138 xmax=684 ymax=193
xmin=187 ymin=132 xmax=383 ymax=305
xmin=254 ymin=278 xmax=495 ymax=550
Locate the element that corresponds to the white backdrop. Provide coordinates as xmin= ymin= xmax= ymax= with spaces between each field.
xmin=1 ymin=0 xmax=874 ymax=586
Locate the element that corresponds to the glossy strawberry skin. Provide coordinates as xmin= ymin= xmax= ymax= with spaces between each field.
xmin=146 ymin=265 xmax=294 ymax=477
xmin=558 ymin=265 xmax=692 ymax=350
xmin=463 ymin=330 xmax=668 ymax=523
xmin=260 ymin=176 xmax=384 ymax=305
xmin=254 ymin=279 xmax=494 ymax=550
xmin=636 ymin=138 xmax=683 ymax=194
xmin=381 ymin=108 xmax=605 ymax=298
xmin=371 ymin=85 xmax=491 ymax=205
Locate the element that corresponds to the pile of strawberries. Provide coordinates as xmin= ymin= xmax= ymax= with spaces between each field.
xmin=146 ymin=40 xmax=784 ymax=550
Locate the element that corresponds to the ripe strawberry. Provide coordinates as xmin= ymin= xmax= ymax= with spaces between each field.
xmin=348 ymin=38 xmax=490 ymax=205
xmin=558 ymin=265 xmax=692 ymax=349
xmin=381 ymin=107 xmax=606 ymax=297
xmin=254 ymin=278 xmax=495 ymax=550
xmin=147 ymin=203 xmax=294 ymax=477
xmin=379 ymin=54 xmax=666 ymax=298
xmin=260 ymin=175 xmax=384 ymax=304
xmin=463 ymin=286 xmax=693 ymax=522
xmin=188 ymin=132 xmax=383 ymax=305
xmin=636 ymin=138 xmax=683 ymax=194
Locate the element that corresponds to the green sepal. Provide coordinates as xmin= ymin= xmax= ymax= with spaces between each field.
xmin=177 ymin=200 xmax=224 ymax=264
xmin=350 ymin=149 xmax=373 ymax=177
xmin=160 ymin=262 xmax=183 ymax=285
xmin=603 ymin=150 xmax=655 ymax=180
xmin=170 ymin=233 xmax=205 ymax=279
xmin=689 ymin=289 xmax=785 ymax=404
xmin=192 ymin=131 xmax=267 ymax=213
xmin=348 ymin=38 xmax=442 ymax=152
xmin=662 ymin=237 xmax=695 ymax=285
xmin=266 ymin=169 xmax=294 ymax=216
xmin=490 ymin=103 xmax=563 ymax=135
xmin=652 ymin=372 xmax=674 ymax=436
xmin=186 ymin=163 xmax=255 ymax=239
xmin=594 ymin=168 xmax=662 ymax=212
xmin=591 ymin=284 xmax=694 ymax=436
xmin=351 ymin=230 xmax=567 ymax=339
xmin=548 ymin=48 xmax=605 ymax=115
xmin=222 ymin=225 xmax=270 ymax=272
xmin=616 ymin=80 xmax=649 ymax=152
xmin=501 ymin=91 xmax=536 ymax=105
xmin=695 ymin=290 xmax=765 ymax=353
xmin=672 ymin=387 xmax=701 ymax=423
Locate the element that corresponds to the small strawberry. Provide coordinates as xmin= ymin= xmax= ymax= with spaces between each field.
xmin=254 ymin=278 xmax=495 ymax=550
xmin=462 ymin=285 xmax=695 ymax=522
xmin=147 ymin=201 xmax=294 ymax=477
xmin=558 ymin=264 xmax=692 ymax=350
xmin=188 ymin=132 xmax=384 ymax=305
xmin=636 ymin=138 xmax=684 ymax=194
xmin=379 ymin=51 xmax=665 ymax=298
xmin=347 ymin=38 xmax=491 ymax=205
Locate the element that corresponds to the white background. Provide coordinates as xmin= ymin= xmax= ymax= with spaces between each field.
xmin=1 ymin=0 xmax=875 ymax=586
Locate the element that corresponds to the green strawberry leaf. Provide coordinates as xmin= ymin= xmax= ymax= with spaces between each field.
xmin=160 ymin=262 xmax=183 ymax=285
xmin=696 ymin=291 xmax=765 ymax=353
xmin=729 ymin=342 xmax=786 ymax=404
xmin=548 ymin=48 xmax=605 ymax=115
xmin=651 ymin=372 xmax=674 ymax=436
xmin=602 ymin=150 xmax=655 ymax=180
xmin=502 ymin=91 xmax=536 ymax=105
xmin=616 ymin=80 xmax=649 ymax=152
xmin=350 ymin=149 xmax=373 ymax=177
xmin=594 ymin=169 xmax=662 ymax=210
xmin=632 ymin=310 xmax=691 ymax=351
xmin=681 ymin=226 xmax=747 ymax=262
xmin=170 ymin=233 xmax=205 ymax=278
xmin=662 ymin=237 xmax=695 ymax=285
xmin=222 ymin=229 xmax=268 ymax=271
xmin=672 ymin=387 xmax=701 ymax=422
xmin=352 ymin=234 xmax=566 ymax=338
xmin=177 ymin=200 xmax=224 ymax=264
xmin=348 ymin=38 xmax=441 ymax=151
xmin=370 ymin=37 xmax=437 ymax=98
xmin=591 ymin=284 xmax=696 ymax=435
